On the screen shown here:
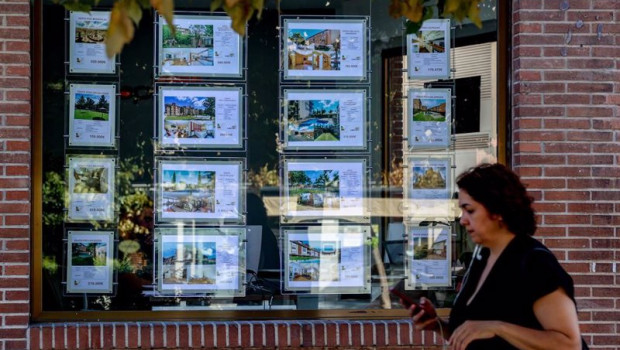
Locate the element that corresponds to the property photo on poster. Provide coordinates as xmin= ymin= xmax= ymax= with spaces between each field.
xmin=283 ymin=89 xmax=366 ymax=150
xmin=67 ymin=231 xmax=115 ymax=294
xmin=283 ymin=226 xmax=370 ymax=293
xmin=69 ymin=11 xmax=116 ymax=74
xmin=69 ymin=84 xmax=116 ymax=147
xmin=283 ymin=18 xmax=367 ymax=80
xmin=158 ymin=86 xmax=242 ymax=149
xmin=405 ymin=225 xmax=451 ymax=288
xmin=405 ymin=155 xmax=453 ymax=219
xmin=283 ymin=159 xmax=367 ymax=221
xmin=67 ymin=156 xmax=116 ymax=222
xmin=407 ymin=19 xmax=451 ymax=80
xmin=158 ymin=15 xmax=242 ymax=77
xmin=407 ymin=88 xmax=451 ymax=149
xmin=157 ymin=159 xmax=243 ymax=223
xmin=156 ymin=228 xmax=245 ymax=295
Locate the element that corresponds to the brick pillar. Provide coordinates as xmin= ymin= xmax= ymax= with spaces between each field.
xmin=0 ymin=0 xmax=31 ymax=349
xmin=512 ymin=0 xmax=620 ymax=348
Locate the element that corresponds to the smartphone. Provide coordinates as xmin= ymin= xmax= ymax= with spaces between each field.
xmin=389 ymin=288 xmax=437 ymax=320
xmin=389 ymin=288 xmax=417 ymax=308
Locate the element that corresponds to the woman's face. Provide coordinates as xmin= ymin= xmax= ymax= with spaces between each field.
xmin=458 ymin=188 xmax=503 ymax=245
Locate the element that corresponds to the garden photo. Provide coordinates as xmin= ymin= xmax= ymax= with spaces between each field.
xmin=288 ymin=170 xmax=340 ymax=211
xmin=163 ymin=95 xmax=216 ymax=139
xmin=71 ymin=242 xmax=107 ymax=266
xmin=72 ymin=167 xmax=109 ymax=194
xmin=161 ymin=241 xmax=217 ymax=285
xmin=287 ymin=29 xmax=341 ymax=71
xmin=412 ymin=97 xmax=447 ymax=122
xmin=73 ymin=92 xmax=110 ymax=121
xmin=162 ymin=23 xmax=214 ymax=66
xmin=287 ymin=99 xmax=340 ymax=142
xmin=161 ymin=169 xmax=216 ymax=213
xmin=289 ymin=239 xmax=340 ymax=282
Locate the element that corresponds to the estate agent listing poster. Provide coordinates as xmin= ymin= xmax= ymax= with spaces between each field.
xmin=158 ymin=86 xmax=242 ymax=149
xmin=69 ymin=84 xmax=116 ymax=148
xmin=407 ymin=19 xmax=451 ymax=80
xmin=69 ymin=11 xmax=116 ymax=74
xmin=406 ymin=156 xmax=452 ymax=218
xmin=407 ymin=88 xmax=451 ymax=149
xmin=406 ymin=226 xmax=451 ymax=288
xmin=67 ymin=156 xmax=116 ymax=222
xmin=284 ymin=89 xmax=366 ymax=150
xmin=158 ymin=160 xmax=243 ymax=223
xmin=284 ymin=226 xmax=370 ymax=293
xmin=284 ymin=159 xmax=366 ymax=220
xmin=66 ymin=230 xmax=114 ymax=294
xmin=156 ymin=228 xmax=245 ymax=296
xmin=158 ymin=15 xmax=242 ymax=77
xmin=284 ymin=18 xmax=367 ymax=80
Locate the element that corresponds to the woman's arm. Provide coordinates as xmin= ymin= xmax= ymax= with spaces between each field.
xmin=448 ymin=288 xmax=582 ymax=350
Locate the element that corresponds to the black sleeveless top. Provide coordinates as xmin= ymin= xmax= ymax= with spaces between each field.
xmin=448 ymin=235 xmax=576 ymax=350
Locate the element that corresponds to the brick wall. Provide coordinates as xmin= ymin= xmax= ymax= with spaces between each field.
xmin=512 ymin=0 xmax=619 ymax=349
xmin=0 ymin=0 xmax=618 ymax=349
xmin=0 ymin=0 xmax=31 ymax=349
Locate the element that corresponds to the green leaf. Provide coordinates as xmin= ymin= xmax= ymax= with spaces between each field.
xmin=62 ymin=2 xmax=93 ymax=12
xmin=126 ymin=0 xmax=143 ymax=26
xmin=210 ymin=0 xmax=224 ymax=11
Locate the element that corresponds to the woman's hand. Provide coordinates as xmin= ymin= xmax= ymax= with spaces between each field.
xmin=448 ymin=320 xmax=499 ymax=350
xmin=408 ymin=297 xmax=439 ymax=331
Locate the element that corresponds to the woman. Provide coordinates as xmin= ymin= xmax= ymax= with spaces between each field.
xmin=408 ymin=163 xmax=584 ymax=350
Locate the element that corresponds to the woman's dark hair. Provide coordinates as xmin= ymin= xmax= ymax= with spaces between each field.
xmin=456 ymin=163 xmax=537 ymax=236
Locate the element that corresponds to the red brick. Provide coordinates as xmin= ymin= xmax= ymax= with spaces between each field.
xmin=6 ymin=190 xmax=29 ymax=201
xmin=5 ymin=290 xmax=29 ymax=300
xmin=5 ymin=340 xmax=28 ymax=350
xmin=216 ymin=323 xmax=227 ymax=347
xmin=544 ymin=215 xmax=590 ymax=225
xmin=567 ymin=106 xmax=614 ymax=117
xmin=165 ymin=323 xmax=177 ymax=348
xmin=4 ymin=215 xmax=30 ymax=225
xmin=113 ymin=324 xmax=125 ymax=349
xmin=66 ymin=325 xmax=77 ymax=350
xmin=544 ymin=118 xmax=590 ymax=129
xmin=0 ymin=253 xmax=29 ymax=263
xmin=152 ymin=324 xmax=164 ymax=348
xmin=5 ymin=116 xmax=30 ymax=126
xmin=100 ymin=324 xmax=113 ymax=349
xmin=264 ymin=323 xmax=277 ymax=348
xmin=78 ymin=324 xmax=89 ymax=350
xmin=139 ymin=324 xmax=150 ymax=348
xmin=566 ymin=82 xmax=614 ymax=93
xmin=0 ymin=103 xmax=30 ymax=114
xmin=178 ymin=323 xmax=190 ymax=348
xmin=0 ymin=178 xmax=29 ymax=188
xmin=54 ymin=324 xmax=65 ymax=350
xmin=514 ymin=142 xmax=541 ymax=153
xmin=518 ymin=106 xmax=565 ymax=117
xmin=533 ymin=202 xmax=566 ymax=212
xmin=0 ymin=302 xmax=28 ymax=314
xmin=4 ymin=315 xmax=28 ymax=326
xmin=189 ymin=324 xmax=201 ymax=348
xmin=5 ymin=41 xmax=30 ymax=52
xmin=5 ymin=66 xmax=30 ymax=77
xmin=568 ymin=203 xmax=614 ymax=213
xmin=90 ymin=323 xmax=104 ymax=349
xmin=6 ymin=165 xmax=29 ymax=176
xmin=544 ymin=190 xmax=590 ymax=201
xmin=567 ymin=131 xmax=613 ymax=141
xmin=545 ymin=143 xmax=590 ymax=153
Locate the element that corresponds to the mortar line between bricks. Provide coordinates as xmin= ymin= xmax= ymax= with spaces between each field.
xmin=125 ymin=323 xmax=128 ymax=348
